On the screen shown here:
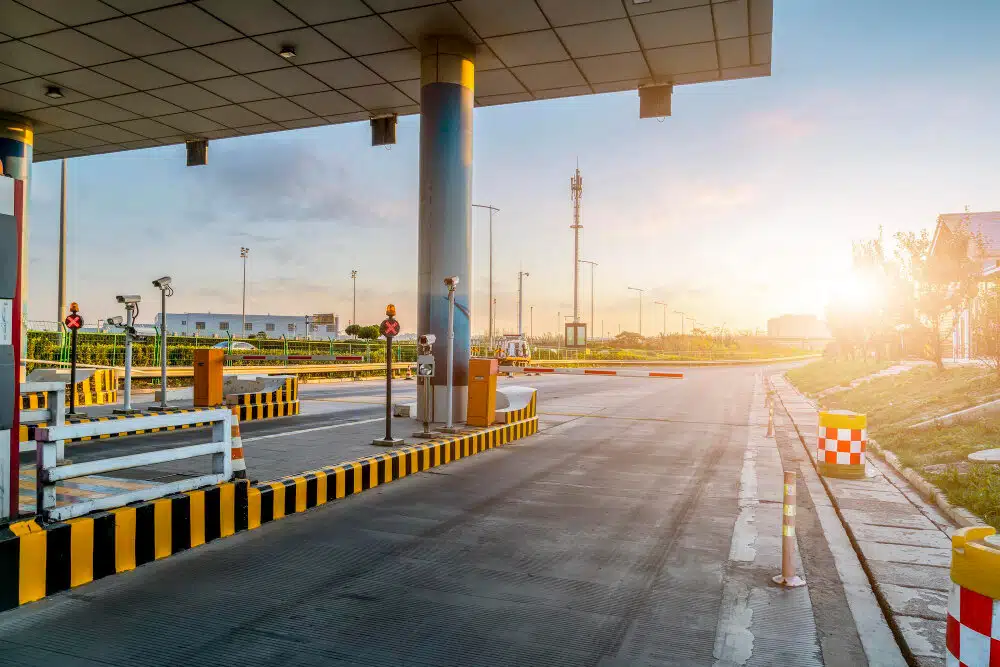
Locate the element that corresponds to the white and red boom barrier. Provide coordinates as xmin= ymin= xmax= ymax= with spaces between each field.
xmin=225 ymin=354 xmax=364 ymax=362
xmin=501 ymin=366 xmax=683 ymax=379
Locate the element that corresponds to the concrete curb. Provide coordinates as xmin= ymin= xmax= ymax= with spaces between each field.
xmin=0 ymin=414 xmax=540 ymax=613
xmin=868 ymin=442 xmax=983 ymax=528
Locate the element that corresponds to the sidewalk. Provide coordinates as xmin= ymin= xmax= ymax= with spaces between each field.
xmin=771 ymin=374 xmax=953 ymax=667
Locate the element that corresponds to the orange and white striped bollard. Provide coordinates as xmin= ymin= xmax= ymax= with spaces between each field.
xmin=230 ymin=406 xmax=247 ymax=480
xmin=773 ymin=470 xmax=806 ymax=587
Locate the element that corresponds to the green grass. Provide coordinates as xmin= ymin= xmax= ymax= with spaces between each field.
xmin=784 ymin=358 xmax=893 ymax=395
xmin=798 ymin=363 xmax=1000 ymax=528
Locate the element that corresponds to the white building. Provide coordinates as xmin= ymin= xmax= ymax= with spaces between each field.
xmin=155 ymin=312 xmax=340 ymax=339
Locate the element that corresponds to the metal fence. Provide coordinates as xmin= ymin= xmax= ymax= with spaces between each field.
xmin=34 ymin=405 xmax=233 ymax=522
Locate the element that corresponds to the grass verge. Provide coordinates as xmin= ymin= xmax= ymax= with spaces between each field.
xmin=784 ymin=357 xmax=893 ymax=395
xmin=788 ymin=363 xmax=1000 ymax=528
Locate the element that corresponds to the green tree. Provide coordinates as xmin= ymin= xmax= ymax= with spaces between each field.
xmin=345 ymin=323 xmax=361 ymax=338
xmin=973 ymin=286 xmax=1000 ymax=376
xmin=895 ymin=218 xmax=984 ymax=370
xmin=358 ymin=325 xmax=380 ymax=341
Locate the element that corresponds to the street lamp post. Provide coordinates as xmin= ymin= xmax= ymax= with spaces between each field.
xmin=674 ymin=310 xmax=687 ymax=336
xmin=627 ymin=287 xmax=645 ymax=337
xmin=654 ymin=301 xmax=668 ymax=337
xmin=240 ymin=247 xmax=249 ymax=332
xmin=530 ymin=305 xmax=534 ymax=339
xmin=517 ymin=270 xmax=529 ymax=336
xmin=579 ymin=259 xmax=597 ymax=340
xmin=473 ymin=204 xmax=499 ymax=350
xmin=351 ymin=269 xmax=357 ymax=326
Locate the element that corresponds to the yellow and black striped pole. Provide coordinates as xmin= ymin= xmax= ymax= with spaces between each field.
xmin=773 ymin=470 xmax=806 ymax=587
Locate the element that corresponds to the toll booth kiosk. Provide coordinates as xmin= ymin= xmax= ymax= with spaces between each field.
xmin=466 ymin=358 xmax=498 ymax=427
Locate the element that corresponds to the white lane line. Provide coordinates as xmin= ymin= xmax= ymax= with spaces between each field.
xmin=242 ymin=417 xmax=383 ymax=442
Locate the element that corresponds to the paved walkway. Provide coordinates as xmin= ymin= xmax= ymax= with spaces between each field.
xmin=772 ymin=374 xmax=953 ymax=667
xmin=815 ymin=361 xmax=927 ymax=398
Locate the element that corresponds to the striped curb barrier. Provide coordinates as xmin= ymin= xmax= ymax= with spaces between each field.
xmin=817 ymin=410 xmax=868 ymax=479
xmin=497 ymin=390 xmax=537 ymax=424
xmin=21 ymin=369 xmax=118 ymax=409
xmin=228 ymin=376 xmax=300 ymax=422
xmin=0 ymin=414 xmax=539 ymax=612
xmin=947 ymin=526 xmax=1000 ymax=666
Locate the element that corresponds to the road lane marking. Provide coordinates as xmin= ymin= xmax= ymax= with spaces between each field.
xmin=242 ymin=418 xmax=383 ymax=442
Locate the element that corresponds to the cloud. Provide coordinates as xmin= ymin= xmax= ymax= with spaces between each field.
xmin=186 ymin=140 xmax=409 ymax=229
xmin=745 ymin=108 xmax=818 ymax=141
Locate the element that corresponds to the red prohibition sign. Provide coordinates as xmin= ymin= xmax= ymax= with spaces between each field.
xmin=380 ymin=318 xmax=400 ymax=337
xmin=65 ymin=313 xmax=84 ymax=330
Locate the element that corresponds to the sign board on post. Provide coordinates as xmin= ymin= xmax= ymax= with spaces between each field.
xmin=312 ymin=313 xmax=336 ymax=325
xmin=565 ymin=322 xmax=587 ymax=349
xmin=65 ymin=303 xmax=82 ymax=415
xmin=373 ymin=305 xmax=403 ymax=447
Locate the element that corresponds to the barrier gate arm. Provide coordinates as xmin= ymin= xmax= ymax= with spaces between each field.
xmin=500 ymin=366 xmax=684 ymax=379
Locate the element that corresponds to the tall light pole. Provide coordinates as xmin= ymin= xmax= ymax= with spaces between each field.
xmin=57 ymin=159 xmax=67 ymax=322
xmin=351 ymin=269 xmax=357 ymax=325
xmin=579 ymin=259 xmax=596 ymax=340
xmin=627 ymin=286 xmax=645 ymax=336
xmin=654 ymin=301 xmax=668 ymax=337
xmin=570 ymin=166 xmax=583 ymax=323
xmin=240 ymin=247 xmax=249 ymax=332
xmin=473 ymin=204 xmax=499 ymax=349
xmin=517 ymin=270 xmax=529 ymax=336
xmin=530 ymin=305 xmax=534 ymax=339
xmin=674 ymin=310 xmax=687 ymax=336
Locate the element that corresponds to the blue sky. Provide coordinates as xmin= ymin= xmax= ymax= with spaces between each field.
xmin=22 ymin=1 xmax=1000 ymax=335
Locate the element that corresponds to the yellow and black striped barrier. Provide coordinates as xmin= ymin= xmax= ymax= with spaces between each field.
xmin=228 ymin=376 xmax=299 ymax=422
xmin=20 ymin=369 xmax=118 ymax=410
xmin=0 ymin=415 xmax=539 ymax=611
xmin=499 ymin=391 xmax=537 ymax=424
xmin=18 ymin=408 xmax=214 ymax=444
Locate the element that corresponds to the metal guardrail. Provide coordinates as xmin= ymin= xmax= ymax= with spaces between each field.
xmin=224 ymin=354 xmax=363 ymax=362
xmin=25 ymin=358 xmax=416 ymax=378
xmin=34 ymin=408 xmax=232 ymax=522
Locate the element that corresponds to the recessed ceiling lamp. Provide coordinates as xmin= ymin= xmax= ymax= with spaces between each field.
xmin=279 ymin=45 xmax=296 ymax=59
xmin=45 ymin=86 xmax=64 ymax=99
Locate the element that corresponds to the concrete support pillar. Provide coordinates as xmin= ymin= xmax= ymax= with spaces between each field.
xmin=1 ymin=114 xmax=31 ymax=519
xmin=417 ymin=37 xmax=474 ymax=423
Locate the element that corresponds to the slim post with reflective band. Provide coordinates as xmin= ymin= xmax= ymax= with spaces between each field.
xmin=816 ymin=410 xmax=867 ymax=479
xmin=417 ymin=37 xmax=474 ymax=423
xmin=1 ymin=115 xmax=31 ymax=519
xmin=772 ymin=470 xmax=805 ymax=587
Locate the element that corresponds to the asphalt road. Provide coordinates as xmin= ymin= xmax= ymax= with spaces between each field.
xmin=1 ymin=365 xmax=869 ymax=666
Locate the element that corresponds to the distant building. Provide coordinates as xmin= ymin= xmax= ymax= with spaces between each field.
xmin=932 ymin=211 xmax=1000 ymax=360
xmin=767 ymin=314 xmax=830 ymax=339
xmin=155 ymin=312 xmax=340 ymax=339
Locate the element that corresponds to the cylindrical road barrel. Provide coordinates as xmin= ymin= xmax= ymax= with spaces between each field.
xmin=817 ymin=410 xmax=867 ymax=479
xmin=948 ymin=526 xmax=1000 ymax=665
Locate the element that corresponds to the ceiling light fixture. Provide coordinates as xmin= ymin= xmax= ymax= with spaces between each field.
xmin=45 ymin=86 xmax=64 ymax=99
xmin=278 ymin=45 xmax=296 ymax=59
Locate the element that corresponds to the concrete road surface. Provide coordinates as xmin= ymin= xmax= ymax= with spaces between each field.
xmin=1 ymin=366 xmax=886 ymax=666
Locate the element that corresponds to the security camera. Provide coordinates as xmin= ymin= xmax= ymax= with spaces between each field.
xmin=106 ymin=316 xmax=123 ymax=326
xmin=116 ymin=295 xmax=141 ymax=305
xmin=152 ymin=276 xmax=171 ymax=288
xmin=419 ymin=334 xmax=436 ymax=346
xmin=443 ymin=276 xmax=459 ymax=288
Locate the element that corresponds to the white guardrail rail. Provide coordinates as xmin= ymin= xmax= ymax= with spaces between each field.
xmin=34 ymin=407 xmax=232 ymax=522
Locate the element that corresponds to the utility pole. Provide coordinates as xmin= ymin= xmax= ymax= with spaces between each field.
xmin=570 ymin=166 xmax=583 ymax=323
xmin=530 ymin=305 xmax=533 ymax=339
xmin=473 ymin=204 xmax=499 ymax=350
xmin=654 ymin=301 xmax=668 ymax=337
xmin=351 ymin=269 xmax=357 ymax=325
xmin=674 ymin=310 xmax=687 ymax=336
xmin=517 ymin=270 xmax=529 ymax=336
xmin=57 ymin=159 xmax=67 ymax=322
xmin=579 ymin=259 xmax=596 ymax=340
xmin=240 ymin=247 xmax=249 ymax=332
xmin=627 ymin=286 xmax=645 ymax=336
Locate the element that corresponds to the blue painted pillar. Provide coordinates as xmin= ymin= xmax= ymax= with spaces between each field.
xmin=0 ymin=114 xmax=31 ymax=518
xmin=417 ymin=37 xmax=474 ymax=423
